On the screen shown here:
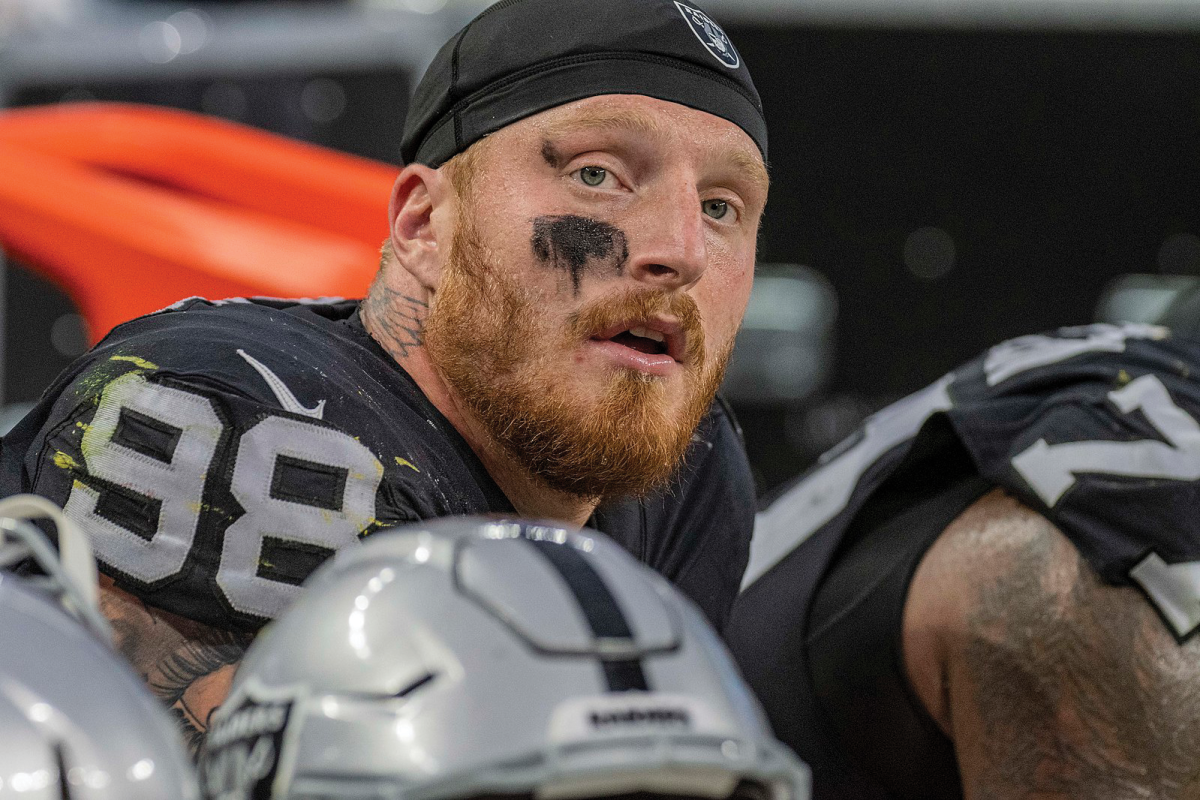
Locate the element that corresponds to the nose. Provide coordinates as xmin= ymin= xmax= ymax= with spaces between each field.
xmin=625 ymin=182 xmax=708 ymax=291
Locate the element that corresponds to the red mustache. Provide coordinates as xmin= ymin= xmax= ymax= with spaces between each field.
xmin=569 ymin=288 xmax=706 ymax=368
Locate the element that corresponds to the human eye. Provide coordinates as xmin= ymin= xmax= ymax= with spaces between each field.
xmin=575 ymin=165 xmax=610 ymax=188
xmin=702 ymin=198 xmax=735 ymax=221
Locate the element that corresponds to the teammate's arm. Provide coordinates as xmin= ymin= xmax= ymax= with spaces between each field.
xmin=99 ymin=575 xmax=251 ymax=757
xmin=904 ymin=488 xmax=1200 ymax=799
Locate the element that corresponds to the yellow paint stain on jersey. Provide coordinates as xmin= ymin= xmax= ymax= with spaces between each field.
xmin=80 ymin=426 xmax=111 ymax=462
xmin=259 ymin=559 xmax=276 ymax=570
xmin=1117 ymin=369 xmax=1132 ymax=386
xmin=394 ymin=457 xmax=421 ymax=473
xmin=75 ymin=421 xmax=91 ymax=433
xmin=79 ymin=371 xmax=139 ymax=460
xmin=109 ymin=355 xmax=159 ymax=370
xmin=53 ymin=451 xmax=79 ymax=470
xmin=74 ymin=369 xmax=118 ymax=400
xmin=75 ymin=361 xmax=149 ymax=401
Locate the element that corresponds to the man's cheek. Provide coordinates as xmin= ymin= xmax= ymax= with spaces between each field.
xmin=699 ymin=287 xmax=742 ymax=331
xmin=530 ymin=215 xmax=630 ymax=296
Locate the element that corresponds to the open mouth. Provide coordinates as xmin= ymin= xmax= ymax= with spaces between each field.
xmin=590 ymin=319 xmax=684 ymax=365
xmin=608 ymin=326 xmax=669 ymax=356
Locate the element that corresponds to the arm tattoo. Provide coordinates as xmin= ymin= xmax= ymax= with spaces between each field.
xmin=151 ymin=628 xmax=251 ymax=755
xmin=100 ymin=578 xmax=252 ymax=757
xmin=363 ymin=287 xmax=428 ymax=359
xmin=947 ymin=498 xmax=1200 ymax=798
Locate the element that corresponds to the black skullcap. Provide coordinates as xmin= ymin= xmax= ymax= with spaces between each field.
xmin=401 ymin=0 xmax=766 ymax=168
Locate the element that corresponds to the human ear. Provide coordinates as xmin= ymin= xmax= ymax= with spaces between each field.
xmin=387 ymin=163 xmax=452 ymax=292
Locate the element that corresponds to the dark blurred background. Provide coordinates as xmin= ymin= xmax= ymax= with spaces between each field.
xmin=3 ymin=0 xmax=1198 ymax=495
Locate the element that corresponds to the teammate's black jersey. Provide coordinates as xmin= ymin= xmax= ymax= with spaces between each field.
xmin=727 ymin=323 xmax=1200 ymax=799
xmin=0 ymin=297 xmax=754 ymax=632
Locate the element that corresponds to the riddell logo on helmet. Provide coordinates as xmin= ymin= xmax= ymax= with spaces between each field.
xmin=674 ymin=2 xmax=740 ymax=69
xmin=589 ymin=707 xmax=692 ymax=728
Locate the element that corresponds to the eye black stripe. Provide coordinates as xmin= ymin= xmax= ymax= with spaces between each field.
xmin=524 ymin=538 xmax=649 ymax=692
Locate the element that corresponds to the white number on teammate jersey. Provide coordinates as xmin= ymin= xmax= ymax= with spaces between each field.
xmin=1010 ymin=372 xmax=1200 ymax=639
xmin=993 ymin=371 xmax=1200 ymax=642
xmin=1130 ymin=553 xmax=1200 ymax=640
xmin=62 ymin=373 xmax=384 ymax=618
xmin=1012 ymin=373 xmax=1200 ymax=506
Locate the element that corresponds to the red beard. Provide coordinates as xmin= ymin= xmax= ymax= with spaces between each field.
xmin=422 ymin=210 xmax=732 ymax=500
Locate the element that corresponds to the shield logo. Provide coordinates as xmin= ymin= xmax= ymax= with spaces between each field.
xmin=674 ymin=2 xmax=740 ymax=70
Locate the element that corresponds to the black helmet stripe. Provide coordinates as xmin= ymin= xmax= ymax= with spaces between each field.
xmin=599 ymin=658 xmax=650 ymax=693
xmin=524 ymin=538 xmax=649 ymax=692
xmin=54 ymin=743 xmax=75 ymax=800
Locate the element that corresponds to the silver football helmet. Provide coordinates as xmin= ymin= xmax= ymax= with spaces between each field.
xmin=201 ymin=519 xmax=809 ymax=800
xmin=0 ymin=494 xmax=200 ymax=799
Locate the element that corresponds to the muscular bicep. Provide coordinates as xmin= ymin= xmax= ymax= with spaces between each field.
xmin=100 ymin=575 xmax=250 ymax=756
xmin=904 ymin=489 xmax=1200 ymax=799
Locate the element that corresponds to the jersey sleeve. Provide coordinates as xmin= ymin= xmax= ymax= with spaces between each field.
xmin=946 ymin=325 xmax=1200 ymax=640
xmin=0 ymin=307 xmax=424 ymax=632
xmin=593 ymin=395 xmax=756 ymax=632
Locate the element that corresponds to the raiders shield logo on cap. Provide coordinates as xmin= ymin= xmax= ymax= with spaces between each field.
xmin=674 ymin=2 xmax=740 ymax=69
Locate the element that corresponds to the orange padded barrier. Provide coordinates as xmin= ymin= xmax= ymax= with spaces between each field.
xmin=0 ymin=103 xmax=399 ymax=341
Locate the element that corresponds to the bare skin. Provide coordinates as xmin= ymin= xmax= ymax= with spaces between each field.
xmin=904 ymin=489 xmax=1200 ymax=799
xmin=99 ymin=575 xmax=250 ymax=757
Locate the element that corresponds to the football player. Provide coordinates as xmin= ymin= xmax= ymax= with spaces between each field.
xmin=198 ymin=518 xmax=810 ymax=800
xmin=0 ymin=0 xmax=769 ymax=753
xmin=0 ymin=494 xmax=200 ymax=798
xmin=727 ymin=321 xmax=1200 ymax=798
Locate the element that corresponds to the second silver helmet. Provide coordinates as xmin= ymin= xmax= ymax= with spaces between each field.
xmin=201 ymin=518 xmax=809 ymax=800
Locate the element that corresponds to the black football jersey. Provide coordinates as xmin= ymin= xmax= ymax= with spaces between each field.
xmin=0 ymin=297 xmax=755 ymax=632
xmin=727 ymin=323 xmax=1200 ymax=799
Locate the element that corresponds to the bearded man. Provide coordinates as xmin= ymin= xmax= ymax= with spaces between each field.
xmin=0 ymin=0 xmax=770 ymax=753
